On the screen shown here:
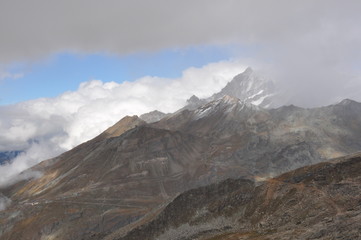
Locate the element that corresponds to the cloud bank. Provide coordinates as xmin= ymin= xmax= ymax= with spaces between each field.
xmin=0 ymin=60 xmax=247 ymax=185
xmin=1 ymin=0 xmax=360 ymax=64
xmin=1 ymin=0 xmax=361 ymax=108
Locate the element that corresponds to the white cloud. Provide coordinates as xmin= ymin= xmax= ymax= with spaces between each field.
xmin=0 ymin=60 xmax=247 ymax=186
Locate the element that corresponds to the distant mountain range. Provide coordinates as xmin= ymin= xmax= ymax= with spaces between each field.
xmin=1 ymin=68 xmax=361 ymax=240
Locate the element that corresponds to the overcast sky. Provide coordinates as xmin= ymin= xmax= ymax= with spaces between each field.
xmin=0 ymin=0 xmax=359 ymax=62
xmin=1 ymin=0 xmax=361 ymax=104
xmin=1 ymin=0 xmax=361 ymax=185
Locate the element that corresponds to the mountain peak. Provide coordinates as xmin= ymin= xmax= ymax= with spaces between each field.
xmin=139 ymin=110 xmax=167 ymax=123
xmin=186 ymin=95 xmax=201 ymax=104
xmin=338 ymin=98 xmax=357 ymax=105
xmin=180 ymin=67 xmax=276 ymax=111
xmin=95 ymin=115 xmax=146 ymax=140
xmin=209 ymin=67 xmax=275 ymax=108
xmin=243 ymin=66 xmax=254 ymax=75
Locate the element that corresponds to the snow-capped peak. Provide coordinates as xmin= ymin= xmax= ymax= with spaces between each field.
xmin=207 ymin=67 xmax=276 ymax=108
xmin=178 ymin=67 xmax=277 ymax=116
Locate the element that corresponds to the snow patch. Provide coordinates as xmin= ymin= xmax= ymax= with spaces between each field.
xmin=193 ymin=105 xmax=214 ymax=120
xmin=247 ymin=89 xmax=264 ymax=100
xmin=252 ymin=94 xmax=270 ymax=106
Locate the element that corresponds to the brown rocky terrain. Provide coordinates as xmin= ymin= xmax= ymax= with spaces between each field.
xmin=1 ymin=84 xmax=361 ymax=239
xmin=112 ymin=152 xmax=361 ymax=240
xmin=0 ymin=117 xmax=207 ymax=239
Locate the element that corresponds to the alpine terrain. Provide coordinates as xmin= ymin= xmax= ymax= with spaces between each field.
xmin=0 ymin=68 xmax=361 ymax=240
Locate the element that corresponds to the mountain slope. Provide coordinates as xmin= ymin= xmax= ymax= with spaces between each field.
xmin=2 ymin=97 xmax=361 ymax=239
xmin=113 ymin=152 xmax=361 ymax=240
xmin=154 ymin=96 xmax=361 ymax=176
xmin=0 ymin=125 xmax=208 ymax=239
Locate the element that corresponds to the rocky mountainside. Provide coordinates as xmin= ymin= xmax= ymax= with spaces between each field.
xmin=1 ymin=96 xmax=361 ymax=239
xmin=113 ymin=152 xmax=361 ymax=240
xmin=0 ymin=116 xmax=210 ymax=239
xmin=182 ymin=67 xmax=276 ymax=111
xmin=153 ymin=96 xmax=361 ymax=176
xmin=1 ymin=67 xmax=361 ymax=239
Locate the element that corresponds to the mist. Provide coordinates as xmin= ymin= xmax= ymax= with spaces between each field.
xmin=0 ymin=195 xmax=11 ymax=211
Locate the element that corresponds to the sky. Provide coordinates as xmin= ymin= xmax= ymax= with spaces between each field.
xmin=0 ymin=45 xmax=248 ymax=105
xmin=1 ymin=0 xmax=361 ymax=186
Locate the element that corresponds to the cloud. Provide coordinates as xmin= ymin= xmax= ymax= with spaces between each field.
xmin=0 ymin=1 xmax=360 ymax=63
xmin=0 ymin=71 xmax=23 ymax=81
xmin=0 ymin=60 xmax=247 ymax=186
xmin=1 ymin=0 xmax=360 ymax=108
xmin=0 ymin=195 xmax=11 ymax=211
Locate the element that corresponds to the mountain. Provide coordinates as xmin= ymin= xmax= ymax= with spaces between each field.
xmin=138 ymin=67 xmax=275 ymax=119
xmin=153 ymin=96 xmax=361 ymax=176
xmin=180 ymin=95 xmax=208 ymax=111
xmin=93 ymin=115 xmax=146 ymax=141
xmin=1 ymin=67 xmax=361 ymax=239
xmin=2 ymin=96 xmax=361 ymax=239
xmin=181 ymin=67 xmax=276 ymax=111
xmin=209 ymin=67 xmax=276 ymax=107
xmin=0 ymin=117 xmax=208 ymax=240
xmin=113 ymin=152 xmax=361 ymax=240
xmin=139 ymin=110 xmax=168 ymax=123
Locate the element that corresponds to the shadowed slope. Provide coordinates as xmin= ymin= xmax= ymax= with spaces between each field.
xmin=115 ymin=153 xmax=361 ymax=240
